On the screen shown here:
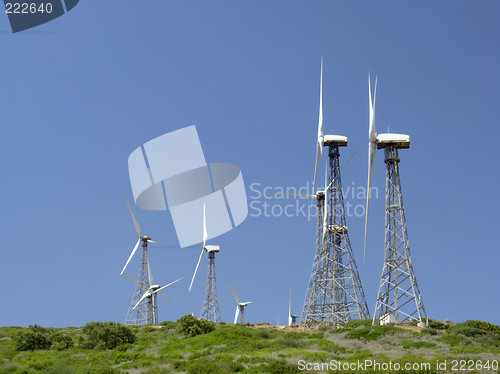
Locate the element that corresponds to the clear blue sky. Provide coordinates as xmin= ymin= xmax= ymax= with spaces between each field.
xmin=0 ymin=0 xmax=498 ymax=327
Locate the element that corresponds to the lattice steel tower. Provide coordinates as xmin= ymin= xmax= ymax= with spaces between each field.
xmin=372 ymin=144 xmax=427 ymax=325
xmin=125 ymin=237 xmax=157 ymax=325
xmin=364 ymin=75 xmax=427 ymax=326
xmin=200 ymin=248 xmax=222 ymax=322
xmin=302 ymin=141 xmax=370 ymax=328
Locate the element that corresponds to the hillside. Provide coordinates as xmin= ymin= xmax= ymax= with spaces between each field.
xmin=0 ymin=319 xmax=498 ymax=373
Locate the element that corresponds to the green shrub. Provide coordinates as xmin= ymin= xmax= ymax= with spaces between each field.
xmin=80 ymin=321 xmax=136 ymax=349
xmin=50 ymin=332 xmax=74 ymax=350
xmin=160 ymin=321 xmax=177 ymax=329
xmin=440 ymin=334 xmax=470 ymax=346
xmin=256 ymin=329 xmax=270 ymax=339
xmin=176 ymin=315 xmax=215 ymax=337
xmin=448 ymin=320 xmax=500 ymax=336
xmin=342 ymin=319 xmax=372 ymax=330
xmin=428 ymin=319 xmax=447 ymax=330
xmin=14 ymin=325 xmax=52 ymax=351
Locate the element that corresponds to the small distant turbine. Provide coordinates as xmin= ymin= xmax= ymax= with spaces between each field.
xmin=124 ymin=273 xmax=182 ymax=325
xmin=228 ymin=280 xmax=251 ymax=324
xmin=288 ymin=289 xmax=297 ymax=326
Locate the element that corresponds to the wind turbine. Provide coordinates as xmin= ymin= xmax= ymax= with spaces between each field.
xmin=364 ymin=75 xmax=427 ymax=326
xmin=122 ymin=197 xmax=172 ymax=325
xmin=188 ymin=203 xmax=222 ymax=322
xmin=302 ymin=59 xmax=369 ymax=328
xmin=288 ymin=289 xmax=297 ymax=326
xmin=124 ymin=273 xmax=182 ymax=325
xmin=228 ymin=280 xmax=251 ymax=324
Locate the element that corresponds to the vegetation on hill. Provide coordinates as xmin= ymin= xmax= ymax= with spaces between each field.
xmin=0 ymin=317 xmax=498 ymax=373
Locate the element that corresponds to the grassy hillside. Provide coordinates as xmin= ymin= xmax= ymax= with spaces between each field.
xmin=0 ymin=319 xmax=498 ymax=373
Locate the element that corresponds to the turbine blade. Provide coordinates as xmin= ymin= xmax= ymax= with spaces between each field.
xmin=188 ymin=247 xmax=205 ymax=292
xmin=313 ymin=138 xmax=321 ymax=194
xmin=322 ymin=184 xmax=328 ymax=244
xmin=313 ymin=58 xmax=324 ymax=194
xmin=147 ymin=240 xmax=171 ymax=248
xmin=318 ymin=57 xmax=324 ymax=140
xmin=228 ymin=280 xmax=239 ymax=304
xmin=156 ymin=291 xmax=171 ymax=302
xmin=123 ymin=272 xmax=149 ymax=292
xmin=147 ymin=256 xmax=153 ymax=286
xmin=368 ymin=74 xmax=378 ymax=142
xmin=120 ymin=238 xmax=141 ymax=275
xmin=288 ymin=288 xmax=292 ymax=326
xmin=125 ymin=196 xmax=141 ymax=237
xmin=234 ymin=305 xmax=240 ymax=324
xmin=133 ymin=290 xmax=149 ymax=310
xmin=364 ymin=142 xmax=376 ymax=262
xmin=265 ymin=192 xmax=316 ymax=199
xmin=155 ymin=277 xmax=183 ymax=294
xmin=364 ymin=75 xmax=378 ymax=262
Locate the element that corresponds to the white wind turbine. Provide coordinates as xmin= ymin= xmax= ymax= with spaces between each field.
xmin=121 ymin=196 xmax=176 ymax=325
xmin=188 ymin=203 xmax=220 ymax=292
xmin=228 ymin=280 xmax=251 ymax=324
xmin=124 ymin=272 xmax=182 ymax=325
xmin=363 ymin=74 xmax=426 ymax=325
xmin=120 ymin=197 xmax=171 ymax=276
xmin=288 ymin=289 xmax=297 ymax=326
xmin=363 ymin=75 xmax=410 ymax=260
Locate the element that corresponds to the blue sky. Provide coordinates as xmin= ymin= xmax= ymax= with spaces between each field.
xmin=0 ymin=0 xmax=498 ymax=327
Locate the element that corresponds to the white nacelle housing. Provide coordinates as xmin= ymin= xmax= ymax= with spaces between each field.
xmin=323 ymin=134 xmax=348 ymax=146
xmin=377 ymin=133 xmax=410 ymax=149
xmin=205 ymin=245 xmax=220 ymax=253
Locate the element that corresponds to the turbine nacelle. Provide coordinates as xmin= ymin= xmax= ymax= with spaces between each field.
xmin=323 ymin=134 xmax=348 ymax=147
xmin=204 ymin=245 xmax=220 ymax=253
xmin=376 ymin=133 xmax=410 ymax=149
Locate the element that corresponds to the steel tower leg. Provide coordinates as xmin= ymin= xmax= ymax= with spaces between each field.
xmin=200 ymin=251 xmax=221 ymax=322
xmin=301 ymin=144 xmax=369 ymax=328
xmin=125 ymin=239 xmax=155 ymax=325
xmin=372 ymin=145 xmax=427 ymax=325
